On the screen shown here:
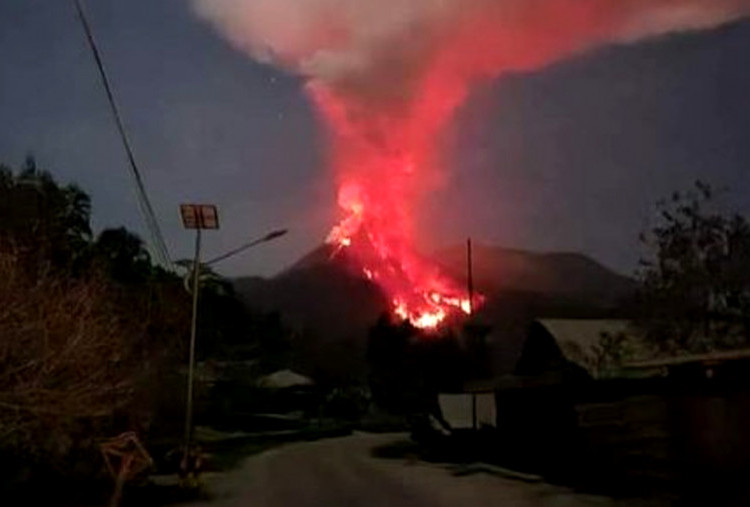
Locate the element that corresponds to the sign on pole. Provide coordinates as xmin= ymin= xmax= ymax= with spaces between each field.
xmin=180 ymin=204 xmax=219 ymax=230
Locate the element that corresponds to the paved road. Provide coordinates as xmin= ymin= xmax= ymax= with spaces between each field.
xmin=190 ymin=433 xmax=662 ymax=507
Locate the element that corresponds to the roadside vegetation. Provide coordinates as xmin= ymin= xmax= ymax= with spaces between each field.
xmin=591 ymin=181 xmax=750 ymax=374
xmin=635 ymin=181 xmax=750 ymax=354
xmin=0 ymin=157 xmax=301 ymax=503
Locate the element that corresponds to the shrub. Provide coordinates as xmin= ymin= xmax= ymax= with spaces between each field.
xmin=0 ymin=249 xmax=146 ymax=474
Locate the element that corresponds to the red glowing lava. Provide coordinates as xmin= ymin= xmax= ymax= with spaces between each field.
xmin=326 ymin=191 xmax=473 ymax=329
xmin=311 ymin=83 xmax=476 ymax=329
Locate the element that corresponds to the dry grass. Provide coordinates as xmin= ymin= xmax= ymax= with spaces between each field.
xmin=0 ymin=249 xmax=145 ymax=464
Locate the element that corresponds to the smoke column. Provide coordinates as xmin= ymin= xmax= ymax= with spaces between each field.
xmin=192 ymin=0 xmax=750 ymax=328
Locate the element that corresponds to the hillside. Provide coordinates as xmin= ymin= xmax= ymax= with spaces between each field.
xmin=233 ymin=244 xmax=634 ymax=380
xmin=436 ymin=244 xmax=635 ymax=310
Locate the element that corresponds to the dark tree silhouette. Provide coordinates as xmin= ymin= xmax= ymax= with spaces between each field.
xmin=93 ymin=227 xmax=152 ymax=282
xmin=637 ymin=181 xmax=750 ymax=353
xmin=366 ymin=315 xmax=466 ymax=415
xmin=0 ymin=157 xmax=92 ymax=269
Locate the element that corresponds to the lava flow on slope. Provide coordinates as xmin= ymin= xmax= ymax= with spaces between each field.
xmin=314 ymin=80 xmax=476 ymax=329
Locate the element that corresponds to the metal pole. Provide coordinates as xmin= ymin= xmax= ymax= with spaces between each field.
xmin=467 ymin=238 xmax=474 ymax=315
xmin=184 ymin=228 xmax=202 ymax=456
xmin=205 ymin=229 xmax=287 ymax=266
xmin=204 ymin=236 xmax=265 ymax=266
xmin=472 ymin=394 xmax=477 ymax=431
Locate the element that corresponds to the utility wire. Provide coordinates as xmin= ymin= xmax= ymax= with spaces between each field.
xmin=72 ymin=0 xmax=172 ymax=267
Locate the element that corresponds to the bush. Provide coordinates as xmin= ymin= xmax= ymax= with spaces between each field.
xmin=0 ymin=249 xmax=148 ymax=476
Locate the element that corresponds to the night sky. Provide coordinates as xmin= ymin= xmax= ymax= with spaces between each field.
xmin=2 ymin=1 xmax=749 ymax=277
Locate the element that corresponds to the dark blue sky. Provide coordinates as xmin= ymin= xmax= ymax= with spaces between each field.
xmin=2 ymin=1 xmax=749 ymax=277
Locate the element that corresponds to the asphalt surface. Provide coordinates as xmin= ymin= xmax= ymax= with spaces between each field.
xmin=189 ymin=433 xmax=663 ymax=507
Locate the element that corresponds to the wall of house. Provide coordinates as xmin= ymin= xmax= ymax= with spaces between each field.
xmin=573 ymin=372 xmax=750 ymax=500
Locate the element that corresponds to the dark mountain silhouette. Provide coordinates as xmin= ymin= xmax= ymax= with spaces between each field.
xmin=436 ymin=243 xmax=635 ymax=311
xmin=234 ymin=245 xmax=388 ymax=382
xmin=233 ymin=244 xmax=634 ymax=381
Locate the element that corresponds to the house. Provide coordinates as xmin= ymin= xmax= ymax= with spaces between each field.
xmin=438 ymin=318 xmax=750 ymax=489
xmin=437 ymin=318 xmax=631 ymax=473
xmin=440 ymin=318 xmax=616 ymax=430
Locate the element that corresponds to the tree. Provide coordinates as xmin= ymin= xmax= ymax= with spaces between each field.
xmin=0 ymin=159 xmax=190 ymax=488
xmin=0 ymin=156 xmax=294 ymax=493
xmin=637 ymin=181 xmax=750 ymax=354
xmin=174 ymin=259 xmax=234 ymax=297
xmin=366 ymin=315 xmax=465 ymax=415
xmin=0 ymin=157 xmax=92 ymax=269
xmin=92 ymin=227 xmax=152 ymax=282
xmin=0 ymin=249 xmax=144 ymax=470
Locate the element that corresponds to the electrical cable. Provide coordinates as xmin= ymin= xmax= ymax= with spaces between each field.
xmin=71 ymin=0 xmax=172 ymax=267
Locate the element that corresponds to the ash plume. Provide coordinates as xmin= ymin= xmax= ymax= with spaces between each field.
xmin=191 ymin=0 xmax=750 ymax=328
xmin=192 ymin=0 xmax=749 ymax=106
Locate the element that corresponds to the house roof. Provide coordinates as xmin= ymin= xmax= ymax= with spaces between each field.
xmin=538 ymin=319 xmax=631 ymax=374
xmin=450 ymin=319 xmax=633 ymax=393
xmin=481 ymin=318 xmax=651 ymax=381
xmin=624 ymin=347 xmax=750 ymax=369
xmin=257 ymin=369 xmax=314 ymax=389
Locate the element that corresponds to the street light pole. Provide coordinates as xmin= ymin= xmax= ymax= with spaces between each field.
xmin=184 ymin=227 xmax=202 ymax=453
xmin=178 ymin=203 xmax=218 ymax=476
xmin=178 ymin=203 xmax=287 ymax=480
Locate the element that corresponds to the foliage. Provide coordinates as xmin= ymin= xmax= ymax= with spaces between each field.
xmin=0 ymin=159 xmax=192 ymax=486
xmin=0 ymin=157 xmax=297 ymax=490
xmin=174 ymin=260 xmax=292 ymax=363
xmin=366 ymin=315 xmax=465 ymax=415
xmin=584 ymin=331 xmax=639 ymax=377
xmin=0 ymin=250 xmax=145 ymax=470
xmin=0 ymin=157 xmax=91 ymax=270
xmin=637 ymin=181 xmax=750 ymax=354
xmin=92 ymin=227 xmax=152 ymax=283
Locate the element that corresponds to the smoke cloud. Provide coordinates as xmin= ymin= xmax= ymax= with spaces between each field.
xmin=192 ymin=0 xmax=749 ymax=103
xmin=192 ymin=0 xmax=750 ymax=327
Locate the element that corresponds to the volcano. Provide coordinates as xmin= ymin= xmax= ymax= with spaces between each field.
xmin=194 ymin=0 xmax=750 ymax=332
xmin=233 ymin=244 xmax=634 ymax=379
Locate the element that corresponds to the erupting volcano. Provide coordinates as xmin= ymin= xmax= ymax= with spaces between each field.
xmin=313 ymin=81 xmax=475 ymax=329
xmin=193 ymin=0 xmax=750 ymax=329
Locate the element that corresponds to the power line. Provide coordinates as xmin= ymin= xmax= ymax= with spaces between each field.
xmin=71 ymin=0 xmax=172 ymax=267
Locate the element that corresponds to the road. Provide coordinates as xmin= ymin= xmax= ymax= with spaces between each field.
xmin=189 ymin=433 xmax=663 ymax=507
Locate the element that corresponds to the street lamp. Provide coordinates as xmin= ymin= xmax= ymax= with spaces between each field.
xmin=205 ymin=228 xmax=288 ymax=266
xmin=178 ymin=204 xmax=287 ymax=474
xmin=178 ymin=204 xmax=219 ymax=468
xmin=181 ymin=229 xmax=289 ymax=293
